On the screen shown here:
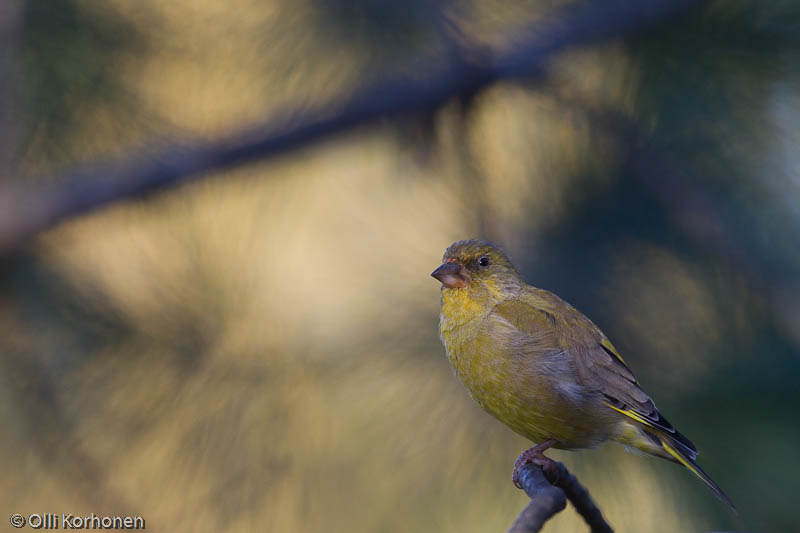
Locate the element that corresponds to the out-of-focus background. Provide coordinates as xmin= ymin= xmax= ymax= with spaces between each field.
xmin=1 ymin=1 xmax=799 ymax=531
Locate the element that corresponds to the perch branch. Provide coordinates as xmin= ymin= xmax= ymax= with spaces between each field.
xmin=509 ymin=461 xmax=613 ymax=533
xmin=508 ymin=462 xmax=566 ymax=533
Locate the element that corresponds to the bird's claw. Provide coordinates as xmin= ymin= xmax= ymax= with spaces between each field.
xmin=512 ymin=439 xmax=558 ymax=489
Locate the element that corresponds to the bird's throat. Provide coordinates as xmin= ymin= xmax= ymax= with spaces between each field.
xmin=439 ymin=288 xmax=490 ymax=332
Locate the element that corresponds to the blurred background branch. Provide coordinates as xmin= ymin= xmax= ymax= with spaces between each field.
xmin=0 ymin=0 xmax=706 ymax=254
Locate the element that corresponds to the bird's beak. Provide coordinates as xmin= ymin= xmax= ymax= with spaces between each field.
xmin=431 ymin=261 xmax=468 ymax=289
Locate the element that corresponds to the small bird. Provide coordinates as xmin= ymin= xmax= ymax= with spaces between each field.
xmin=431 ymin=239 xmax=734 ymax=511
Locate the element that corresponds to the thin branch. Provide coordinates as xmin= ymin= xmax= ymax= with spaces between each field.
xmin=0 ymin=0 xmax=708 ymax=253
xmin=508 ymin=463 xmax=566 ymax=533
xmin=547 ymin=461 xmax=613 ymax=532
xmin=509 ymin=461 xmax=613 ymax=533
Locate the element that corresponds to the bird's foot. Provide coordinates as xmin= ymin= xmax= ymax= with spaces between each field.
xmin=512 ymin=438 xmax=559 ymax=489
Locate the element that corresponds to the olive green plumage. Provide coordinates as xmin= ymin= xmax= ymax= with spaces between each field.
xmin=432 ymin=239 xmax=734 ymax=511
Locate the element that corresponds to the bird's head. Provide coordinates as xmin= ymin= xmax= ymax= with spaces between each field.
xmin=431 ymin=240 xmax=522 ymax=302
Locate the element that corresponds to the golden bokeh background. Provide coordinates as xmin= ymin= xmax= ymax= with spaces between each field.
xmin=2 ymin=1 xmax=798 ymax=531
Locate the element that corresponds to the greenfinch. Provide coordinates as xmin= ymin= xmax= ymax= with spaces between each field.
xmin=431 ymin=239 xmax=734 ymax=511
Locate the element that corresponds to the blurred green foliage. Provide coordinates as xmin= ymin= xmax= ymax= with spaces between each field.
xmin=2 ymin=1 xmax=799 ymax=531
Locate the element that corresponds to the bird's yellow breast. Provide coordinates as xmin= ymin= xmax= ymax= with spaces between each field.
xmin=438 ymin=287 xmax=614 ymax=448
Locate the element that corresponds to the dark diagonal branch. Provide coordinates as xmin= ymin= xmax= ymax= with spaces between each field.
xmin=509 ymin=461 xmax=613 ymax=533
xmin=0 ymin=0 xmax=708 ymax=254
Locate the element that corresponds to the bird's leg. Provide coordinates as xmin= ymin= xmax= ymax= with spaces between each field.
xmin=512 ymin=438 xmax=559 ymax=489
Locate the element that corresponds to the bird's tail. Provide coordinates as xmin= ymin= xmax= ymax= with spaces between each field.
xmin=652 ymin=430 xmax=737 ymax=513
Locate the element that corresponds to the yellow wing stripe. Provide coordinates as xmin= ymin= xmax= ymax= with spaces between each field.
xmin=661 ymin=440 xmax=702 ymax=476
xmin=661 ymin=437 xmax=737 ymax=513
xmin=600 ymin=337 xmax=626 ymax=364
xmin=607 ymin=403 xmax=705 ymax=491
xmin=608 ymin=402 xmax=737 ymax=512
xmin=605 ymin=402 xmax=655 ymax=428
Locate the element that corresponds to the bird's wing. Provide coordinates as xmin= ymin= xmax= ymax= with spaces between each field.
xmin=496 ymin=290 xmax=697 ymax=456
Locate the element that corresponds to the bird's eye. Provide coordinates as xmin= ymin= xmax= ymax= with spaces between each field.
xmin=478 ymin=256 xmax=490 ymax=268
